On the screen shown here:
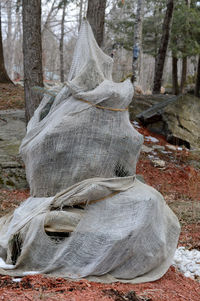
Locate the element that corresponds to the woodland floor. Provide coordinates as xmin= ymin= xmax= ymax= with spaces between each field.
xmin=0 ymin=83 xmax=24 ymax=110
xmin=0 ymin=83 xmax=199 ymax=300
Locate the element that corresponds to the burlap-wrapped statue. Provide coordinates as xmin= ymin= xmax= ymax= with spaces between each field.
xmin=0 ymin=21 xmax=180 ymax=283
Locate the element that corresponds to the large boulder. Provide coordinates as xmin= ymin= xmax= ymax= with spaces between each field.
xmin=0 ymin=110 xmax=27 ymax=189
xmin=129 ymin=94 xmax=170 ymax=121
xmin=137 ymin=94 xmax=200 ymax=150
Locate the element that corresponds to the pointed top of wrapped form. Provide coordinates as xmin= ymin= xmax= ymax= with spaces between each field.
xmin=67 ymin=20 xmax=113 ymax=93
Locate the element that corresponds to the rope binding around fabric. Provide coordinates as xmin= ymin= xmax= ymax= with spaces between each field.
xmin=78 ymin=98 xmax=129 ymax=112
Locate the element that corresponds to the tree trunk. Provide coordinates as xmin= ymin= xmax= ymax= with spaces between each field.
xmin=78 ymin=0 xmax=83 ymax=30
xmin=153 ymin=0 xmax=174 ymax=94
xmin=22 ymin=0 xmax=43 ymax=123
xmin=180 ymin=57 xmax=187 ymax=94
xmin=6 ymin=0 xmax=12 ymax=76
xmin=11 ymin=8 xmax=21 ymax=80
xmin=87 ymin=0 xmax=107 ymax=46
xmin=60 ymin=1 xmax=67 ymax=83
xmin=179 ymin=0 xmax=190 ymax=95
xmin=0 ymin=3 xmax=13 ymax=84
xmin=195 ymin=55 xmax=200 ymax=97
xmin=172 ymin=56 xmax=179 ymax=95
xmin=132 ymin=0 xmax=144 ymax=83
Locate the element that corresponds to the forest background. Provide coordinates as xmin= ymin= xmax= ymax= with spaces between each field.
xmin=1 ymin=0 xmax=200 ymax=104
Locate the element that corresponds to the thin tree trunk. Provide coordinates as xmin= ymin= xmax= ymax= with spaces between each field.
xmin=153 ymin=7 xmax=159 ymax=57
xmin=172 ymin=56 xmax=179 ymax=95
xmin=132 ymin=0 xmax=144 ymax=83
xmin=60 ymin=2 xmax=67 ymax=83
xmin=195 ymin=55 xmax=200 ymax=97
xmin=0 ymin=3 xmax=13 ymax=84
xmin=179 ymin=0 xmax=190 ymax=95
xmin=153 ymin=0 xmax=174 ymax=94
xmin=42 ymin=0 xmax=57 ymax=36
xmin=6 ymin=0 xmax=12 ymax=76
xmin=11 ymin=7 xmax=21 ymax=80
xmin=87 ymin=0 xmax=107 ymax=46
xmin=180 ymin=0 xmax=191 ymax=94
xmin=22 ymin=0 xmax=43 ymax=123
xmin=83 ymin=0 xmax=87 ymax=17
xmin=180 ymin=57 xmax=187 ymax=94
xmin=78 ymin=0 xmax=83 ymax=30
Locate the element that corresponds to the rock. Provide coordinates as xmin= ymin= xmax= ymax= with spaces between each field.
xmin=137 ymin=95 xmax=200 ymax=150
xmin=129 ymin=94 xmax=170 ymax=121
xmin=166 ymin=144 xmax=177 ymax=151
xmin=0 ymin=161 xmax=22 ymax=168
xmin=141 ymin=145 xmax=153 ymax=153
xmin=151 ymin=159 xmax=166 ymax=168
xmin=0 ymin=110 xmax=28 ymax=190
xmin=152 ymin=145 xmax=165 ymax=151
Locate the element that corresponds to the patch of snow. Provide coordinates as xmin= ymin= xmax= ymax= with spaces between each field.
xmin=0 ymin=258 xmax=15 ymax=270
xmin=161 ymin=150 xmax=172 ymax=154
xmin=173 ymin=247 xmax=200 ymax=279
xmin=177 ymin=147 xmax=183 ymax=151
xmin=145 ymin=136 xmax=159 ymax=143
xmin=12 ymin=278 xmax=22 ymax=282
xmin=166 ymin=145 xmax=184 ymax=152
xmin=132 ymin=121 xmax=140 ymax=128
xmin=147 ymin=154 xmax=156 ymax=160
xmin=152 ymin=145 xmax=165 ymax=151
xmin=141 ymin=145 xmax=153 ymax=153
xmin=22 ymin=271 xmax=40 ymax=276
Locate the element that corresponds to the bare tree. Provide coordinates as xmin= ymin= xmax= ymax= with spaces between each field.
xmin=60 ymin=1 xmax=67 ymax=83
xmin=42 ymin=0 xmax=58 ymax=36
xmin=172 ymin=56 xmax=179 ymax=95
xmin=0 ymin=2 xmax=13 ymax=84
xmin=22 ymin=0 xmax=43 ymax=123
xmin=153 ymin=0 xmax=174 ymax=94
xmin=132 ymin=0 xmax=144 ymax=82
xmin=87 ymin=0 xmax=107 ymax=46
xmin=180 ymin=57 xmax=187 ymax=94
xmin=78 ymin=0 xmax=84 ymax=30
xmin=180 ymin=0 xmax=190 ymax=94
xmin=195 ymin=55 xmax=200 ymax=97
xmin=6 ymin=0 xmax=12 ymax=76
xmin=10 ymin=6 xmax=22 ymax=80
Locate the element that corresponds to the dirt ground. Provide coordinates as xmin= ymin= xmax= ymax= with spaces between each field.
xmin=0 ymin=84 xmax=200 ymax=300
xmin=0 ymin=83 xmax=24 ymax=110
xmin=0 ymin=266 xmax=200 ymax=301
